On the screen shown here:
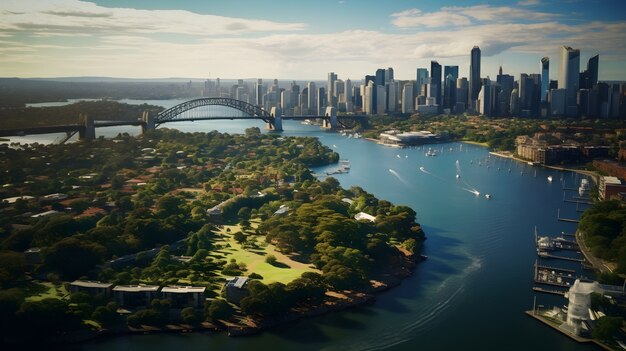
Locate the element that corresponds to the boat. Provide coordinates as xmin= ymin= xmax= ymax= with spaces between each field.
xmin=547 ymin=176 xmax=553 ymax=182
xmin=578 ymin=179 xmax=589 ymax=196
xmin=456 ymin=174 xmax=461 ymax=179
xmin=485 ymin=194 xmax=492 ymax=199
xmin=419 ymin=166 xmax=425 ymax=172
xmin=425 ymin=148 xmax=437 ymax=157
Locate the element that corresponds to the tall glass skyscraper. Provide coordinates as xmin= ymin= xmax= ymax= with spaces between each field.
xmin=430 ymin=61 xmax=442 ymax=109
xmin=327 ymin=72 xmax=337 ymax=108
xmin=540 ymin=57 xmax=549 ymax=102
xmin=443 ymin=65 xmax=459 ymax=109
xmin=558 ymin=46 xmax=580 ymax=112
xmin=469 ymin=46 xmax=481 ymax=111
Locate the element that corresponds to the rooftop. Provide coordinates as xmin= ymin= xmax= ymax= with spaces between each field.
xmin=71 ymin=280 xmax=113 ymax=289
xmin=113 ymin=285 xmax=160 ymax=293
xmin=161 ymin=286 xmax=206 ymax=293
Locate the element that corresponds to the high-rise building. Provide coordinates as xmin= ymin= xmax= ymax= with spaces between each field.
xmin=387 ymin=80 xmax=398 ymax=113
xmin=430 ymin=61 xmax=442 ymax=109
xmin=307 ymin=82 xmax=316 ymax=115
xmin=327 ymin=72 xmax=337 ymax=107
xmin=255 ymin=79 xmax=264 ymax=107
xmin=375 ymin=69 xmax=385 ymax=87
xmin=376 ymin=85 xmax=386 ymax=115
xmin=402 ymin=82 xmax=414 ymax=114
xmin=345 ymin=79 xmax=352 ymax=104
xmin=469 ymin=46 xmax=481 ymax=111
xmin=540 ymin=57 xmax=550 ymax=102
xmin=317 ymin=87 xmax=326 ymax=115
xmin=443 ymin=65 xmax=459 ymax=109
xmin=364 ymin=82 xmax=374 ymax=115
xmin=456 ymin=78 xmax=468 ymax=113
xmin=580 ymin=54 xmax=599 ymax=90
xmin=385 ymin=67 xmax=394 ymax=84
xmin=558 ymin=46 xmax=580 ymax=116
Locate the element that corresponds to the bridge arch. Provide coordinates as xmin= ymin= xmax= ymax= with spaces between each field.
xmin=155 ymin=97 xmax=275 ymax=127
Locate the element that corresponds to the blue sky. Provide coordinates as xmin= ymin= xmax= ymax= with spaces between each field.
xmin=1 ymin=0 xmax=625 ymax=81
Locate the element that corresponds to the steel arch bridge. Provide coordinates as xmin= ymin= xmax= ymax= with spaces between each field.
xmin=155 ymin=97 xmax=274 ymax=126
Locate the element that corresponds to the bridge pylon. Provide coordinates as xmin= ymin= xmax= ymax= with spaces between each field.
xmin=322 ymin=106 xmax=338 ymax=129
xmin=268 ymin=107 xmax=283 ymax=131
xmin=141 ymin=111 xmax=155 ymax=134
xmin=78 ymin=113 xmax=95 ymax=141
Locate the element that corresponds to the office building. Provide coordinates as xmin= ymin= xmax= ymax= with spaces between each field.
xmin=402 ymin=82 xmax=414 ymax=114
xmin=540 ymin=57 xmax=550 ymax=102
xmin=430 ymin=61 xmax=442 ymax=109
xmin=469 ymin=46 xmax=481 ymax=111
xmin=327 ymin=72 xmax=337 ymax=107
xmin=559 ymin=46 xmax=580 ymax=116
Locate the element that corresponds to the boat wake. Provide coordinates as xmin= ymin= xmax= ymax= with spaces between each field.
xmin=455 ymin=160 xmax=481 ymax=196
xmin=388 ymin=168 xmax=409 ymax=186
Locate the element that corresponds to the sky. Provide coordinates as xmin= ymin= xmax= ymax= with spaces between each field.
xmin=1 ymin=0 xmax=626 ymax=81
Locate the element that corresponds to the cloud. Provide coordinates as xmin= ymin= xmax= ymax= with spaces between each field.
xmin=518 ymin=0 xmax=540 ymax=6
xmin=391 ymin=5 xmax=555 ymax=28
xmin=0 ymin=0 xmax=306 ymax=36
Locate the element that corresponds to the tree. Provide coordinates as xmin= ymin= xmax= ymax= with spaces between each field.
xmin=205 ymin=299 xmax=233 ymax=322
xmin=592 ymin=316 xmax=623 ymax=341
xmin=233 ymin=231 xmax=246 ymax=245
xmin=45 ymin=237 xmax=106 ymax=279
xmin=0 ymin=251 xmax=27 ymax=287
xmin=180 ymin=307 xmax=201 ymax=325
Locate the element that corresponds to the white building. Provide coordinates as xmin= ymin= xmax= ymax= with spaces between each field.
xmin=402 ymin=83 xmax=414 ymax=114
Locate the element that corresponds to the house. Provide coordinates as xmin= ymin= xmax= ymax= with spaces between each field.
xmin=354 ymin=212 xmax=376 ymax=222
xmin=273 ymin=205 xmax=290 ymax=216
xmin=161 ymin=286 xmax=206 ymax=308
xmin=223 ymin=277 xmax=249 ymax=304
xmin=113 ymin=285 xmax=160 ymax=308
xmin=70 ymin=280 xmax=113 ymax=297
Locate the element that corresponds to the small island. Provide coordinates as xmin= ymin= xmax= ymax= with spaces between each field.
xmin=0 ymin=128 xmax=425 ymax=345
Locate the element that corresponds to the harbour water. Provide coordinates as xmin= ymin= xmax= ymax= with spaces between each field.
xmin=12 ymin=100 xmax=595 ymax=350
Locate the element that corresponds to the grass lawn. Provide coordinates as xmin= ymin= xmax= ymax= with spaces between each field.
xmin=24 ymin=280 xmax=69 ymax=301
xmin=211 ymin=221 xmax=320 ymax=285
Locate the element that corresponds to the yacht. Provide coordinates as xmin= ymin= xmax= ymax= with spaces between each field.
xmin=579 ymin=179 xmax=589 ymax=196
xmin=425 ymin=148 xmax=437 ymax=157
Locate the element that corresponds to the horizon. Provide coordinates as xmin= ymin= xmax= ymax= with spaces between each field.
xmin=1 ymin=0 xmax=626 ymax=81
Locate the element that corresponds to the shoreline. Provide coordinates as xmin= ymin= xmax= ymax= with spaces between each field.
xmin=524 ymin=311 xmax=613 ymax=351
xmin=489 ymin=150 xmax=600 ymax=184
xmin=59 ymin=250 xmax=422 ymax=345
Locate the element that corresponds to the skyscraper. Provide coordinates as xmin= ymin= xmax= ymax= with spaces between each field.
xmin=307 ymin=81 xmax=316 ymax=115
xmin=385 ymin=67 xmax=394 ymax=84
xmin=327 ymin=72 xmax=337 ymax=107
xmin=430 ymin=61 xmax=442 ymax=109
xmin=469 ymin=46 xmax=481 ymax=111
xmin=558 ymin=46 xmax=580 ymax=116
xmin=580 ymin=54 xmax=599 ymax=90
xmin=540 ymin=57 xmax=550 ymax=102
xmin=255 ymin=79 xmax=264 ymax=107
xmin=443 ymin=65 xmax=459 ymax=109
xmin=402 ymin=82 xmax=413 ymax=114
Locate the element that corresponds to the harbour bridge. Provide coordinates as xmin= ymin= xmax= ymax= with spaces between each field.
xmin=0 ymin=98 xmax=366 ymax=141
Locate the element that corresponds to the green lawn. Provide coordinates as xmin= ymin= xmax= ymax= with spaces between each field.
xmin=24 ymin=280 xmax=69 ymax=301
xmin=211 ymin=221 xmax=319 ymax=285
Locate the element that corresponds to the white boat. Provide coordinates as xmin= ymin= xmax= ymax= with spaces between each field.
xmin=456 ymin=174 xmax=461 ymax=179
xmin=485 ymin=194 xmax=492 ymax=199
xmin=425 ymin=148 xmax=437 ymax=157
xmin=419 ymin=166 xmax=425 ymax=172
xmin=578 ymin=179 xmax=589 ymax=196
xmin=547 ymin=176 xmax=553 ymax=182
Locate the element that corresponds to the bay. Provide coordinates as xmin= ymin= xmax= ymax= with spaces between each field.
xmin=15 ymin=100 xmax=594 ymax=350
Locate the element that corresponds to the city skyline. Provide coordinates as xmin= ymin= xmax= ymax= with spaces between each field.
xmin=1 ymin=0 xmax=626 ymax=80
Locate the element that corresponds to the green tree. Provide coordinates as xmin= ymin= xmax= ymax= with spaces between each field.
xmin=205 ymin=299 xmax=234 ymax=322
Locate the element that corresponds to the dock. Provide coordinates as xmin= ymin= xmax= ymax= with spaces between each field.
xmin=531 ymin=287 xmax=566 ymax=296
xmin=538 ymin=252 xmax=583 ymax=262
xmin=534 ymin=262 xmax=576 ymax=288
xmin=535 ymin=263 xmax=575 ymax=274
xmin=557 ymin=209 xmax=580 ymax=223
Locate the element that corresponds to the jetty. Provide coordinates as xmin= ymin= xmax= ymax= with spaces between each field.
xmin=537 ymin=251 xmax=583 ymax=262
xmin=531 ymin=286 xmax=566 ymax=296
xmin=557 ymin=209 xmax=580 ymax=223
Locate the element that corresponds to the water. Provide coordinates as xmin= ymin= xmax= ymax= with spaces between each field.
xmin=17 ymin=100 xmax=594 ymax=350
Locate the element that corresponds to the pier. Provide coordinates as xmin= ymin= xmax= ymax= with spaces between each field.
xmin=531 ymin=287 xmax=566 ymax=296
xmin=537 ymin=252 xmax=583 ymax=262
xmin=557 ymin=209 xmax=580 ymax=223
xmin=534 ymin=262 xmax=576 ymax=288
